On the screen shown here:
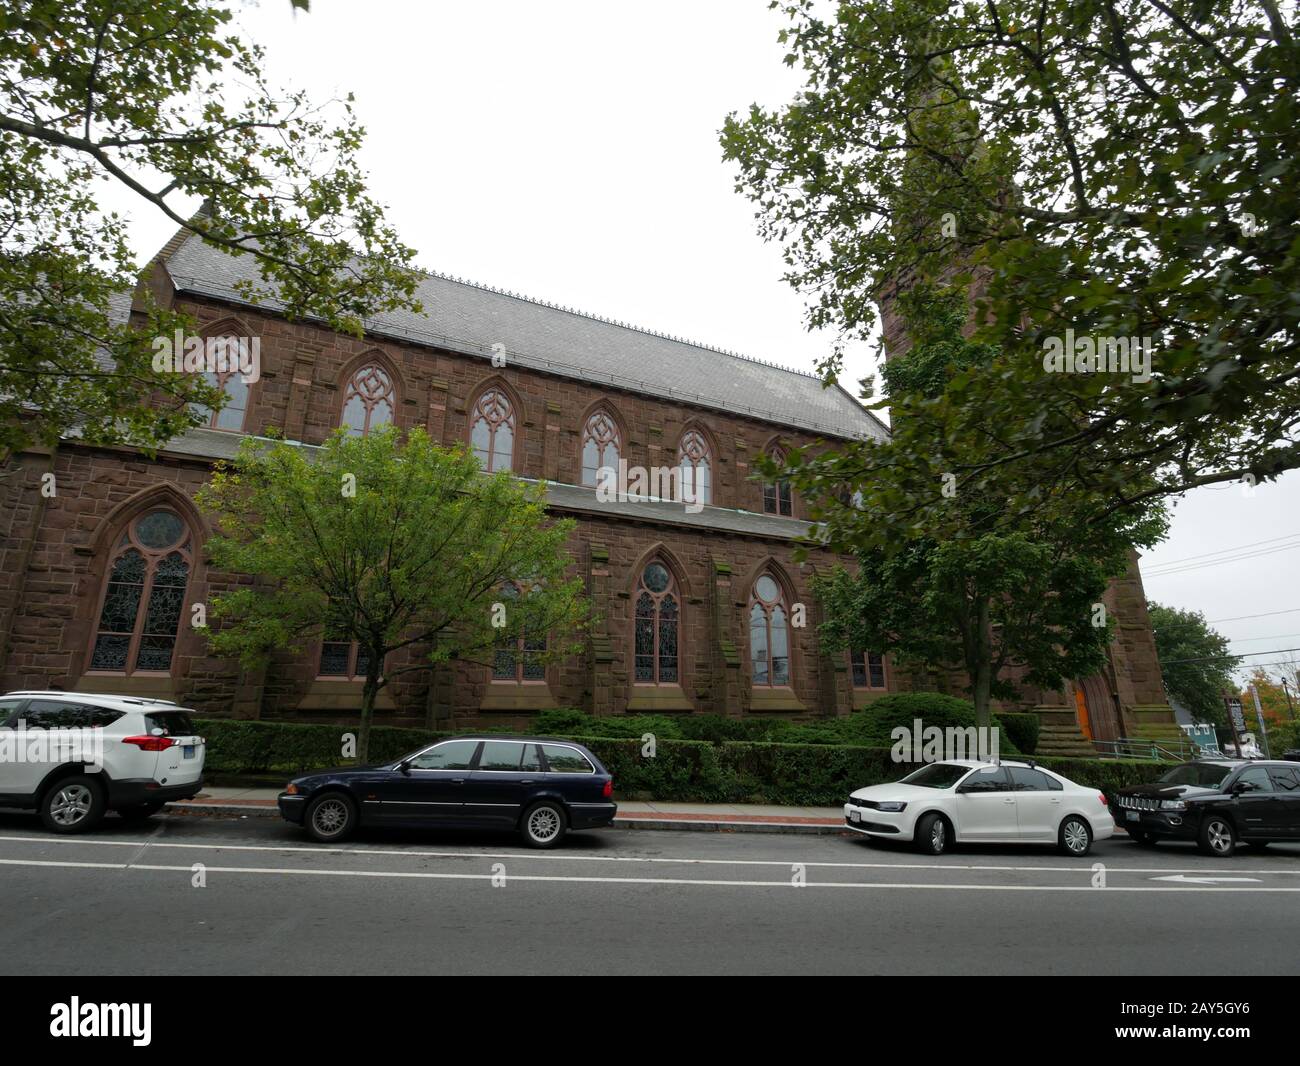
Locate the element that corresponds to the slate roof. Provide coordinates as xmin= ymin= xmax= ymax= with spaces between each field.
xmin=163 ymin=233 xmax=888 ymax=443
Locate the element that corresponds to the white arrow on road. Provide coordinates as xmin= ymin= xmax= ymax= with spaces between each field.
xmin=1151 ymin=874 xmax=1262 ymax=885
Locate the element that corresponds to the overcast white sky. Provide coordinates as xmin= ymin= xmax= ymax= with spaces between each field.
xmin=110 ymin=0 xmax=1299 ymax=681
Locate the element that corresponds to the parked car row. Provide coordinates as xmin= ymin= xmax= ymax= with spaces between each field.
xmin=2 ymin=691 xmax=1299 ymax=857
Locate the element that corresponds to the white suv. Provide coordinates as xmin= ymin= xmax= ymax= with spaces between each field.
xmin=0 ymin=691 xmax=205 ymax=833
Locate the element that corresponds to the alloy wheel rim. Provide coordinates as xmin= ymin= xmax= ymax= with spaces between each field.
xmin=931 ymin=820 xmax=945 ymax=851
xmin=51 ymin=785 xmax=92 ymax=826
xmin=529 ymin=807 xmax=560 ymax=842
xmin=313 ymin=798 xmax=348 ymax=836
xmin=1208 ymin=821 xmax=1231 ymax=853
xmin=1064 ymin=820 xmax=1088 ymax=853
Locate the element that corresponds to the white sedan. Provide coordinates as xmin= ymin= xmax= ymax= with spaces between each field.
xmin=843 ymin=759 xmax=1114 ymax=856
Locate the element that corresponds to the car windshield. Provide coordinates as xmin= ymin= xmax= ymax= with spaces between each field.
xmin=1158 ymin=763 xmax=1232 ymax=788
xmin=898 ymin=763 xmax=971 ymax=789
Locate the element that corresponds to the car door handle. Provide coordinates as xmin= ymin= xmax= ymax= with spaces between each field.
xmin=450 ymin=778 xmax=465 ymax=785
xmin=1050 ymin=798 xmax=1061 ymax=804
xmin=1003 ymin=797 xmax=1015 ymax=803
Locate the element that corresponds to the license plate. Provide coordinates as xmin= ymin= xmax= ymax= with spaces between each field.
xmin=849 ymin=810 xmax=861 ymax=823
xmin=183 ymin=745 xmax=195 ymax=759
xmin=1126 ymin=810 xmax=1139 ymax=822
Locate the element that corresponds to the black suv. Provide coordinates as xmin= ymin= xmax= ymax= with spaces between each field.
xmin=1115 ymin=759 xmax=1300 ymax=856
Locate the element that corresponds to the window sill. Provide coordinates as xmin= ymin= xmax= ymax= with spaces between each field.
xmin=627 ymin=685 xmax=695 ymax=713
xmin=748 ymin=687 xmax=807 ymax=713
xmin=479 ymin=685 xmax=558 ymax=712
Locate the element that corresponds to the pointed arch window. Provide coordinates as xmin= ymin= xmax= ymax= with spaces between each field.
xmin=191 ymin=336 xmax=250 ymax=431
xmin=749 ymin=573 xmax=790 ymax=687
xmin=470 ymin=387 xmax=516 ymax=473
xmin=89 ymin=509 xmax=193 ymax=675
xmin=678 ymin=428 xmax=712 ymax=506
xmin=491 ymin=583 xmax=547 ymax=683
xmin=581 ymin=410 xmax=621 ymax=487
xmin=341 ymin=363 xmax=395 ymax=436
xmin=763 ymin=447 xmax=793 ymax=516
xmin=634 ymin=562 xmax=679 ymax=685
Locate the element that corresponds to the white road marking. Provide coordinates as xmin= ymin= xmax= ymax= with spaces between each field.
xmin=1151 ymin=874 xmax=1262 ymax=884
xmin=1 ymin=856 xmax=1298 ymax=891
xmin=0 ymin=833 xmax=1295 ymax=876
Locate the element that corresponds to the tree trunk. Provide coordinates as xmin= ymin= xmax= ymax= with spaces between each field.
xmin=358 ymin=657 xmax=380 ymax=764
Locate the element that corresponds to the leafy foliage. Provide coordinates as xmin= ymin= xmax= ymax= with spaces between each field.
xmin=723 ymin=0 xmax=1300 ymax=517
xmin=196 ymin=427 xmax=588 ymax=760
xmin=1147 ymin=601 xmax=1240 ymax=725
xmin=0 ymin=1 xmax=420 ymax=467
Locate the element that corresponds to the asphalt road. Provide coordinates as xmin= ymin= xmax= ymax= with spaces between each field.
xmin=1 ymin=810 xmax=1297 ymax=975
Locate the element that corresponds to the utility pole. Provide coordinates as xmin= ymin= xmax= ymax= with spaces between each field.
xmin=1282 ymin=677 xmax=1297 ymax=724
xmin=1248 ymin=684 xmax=1271 ymax=759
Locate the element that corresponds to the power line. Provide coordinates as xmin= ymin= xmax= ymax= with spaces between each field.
xmin=1162 ymin=646 xmax=1300 ymax=665
xmin=1145 ymin=541 xmax=1300 ymax=577
xmin=1229 ymin=632 xmax=1300 ymax=643
xmin=1145 ymin=532 xmax=1300 ymax=568
xmin=1208 ymin=608 xmax=1300 ymax=623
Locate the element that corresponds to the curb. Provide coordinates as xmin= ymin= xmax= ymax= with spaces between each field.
xmin=164 ymin=801 xmax=845 ymax=835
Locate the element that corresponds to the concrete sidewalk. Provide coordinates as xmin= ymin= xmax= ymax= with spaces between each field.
xmin=168 ymin=787 xmax=846 ymax=834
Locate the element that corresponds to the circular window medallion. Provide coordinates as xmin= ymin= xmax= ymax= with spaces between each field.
xmin=642 ymin=563 xmax=670 ymax=593
xmin=134 ymin=510 xmax=184 ymax=550
xmin=755 ymin=575 xmax=780 ymax=603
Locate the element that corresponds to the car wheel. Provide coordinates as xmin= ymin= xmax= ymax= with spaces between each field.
xmin=305 ymin=792 xmax=357 ymax=843
xmin=1058 ymin=816 xmax=1093 ymax=856
xmin=914 ymin=812 xmax=950 ymax=856
xmin=116 ymin=802 xmax=166 ymax=822
xmin=1130 ymin=830 xmax=1158 ymax=847
xmin=40 ymin=775 xmax=106 ymax=834
xmin=1198 ymin=816 xmax=1236 ymax=857
xmin=521 ymin=800 xmax=567 ymax=849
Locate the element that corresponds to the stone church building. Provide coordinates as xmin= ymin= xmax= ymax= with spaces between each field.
xmin=0 ymin=225 xmax=1173 ymax=751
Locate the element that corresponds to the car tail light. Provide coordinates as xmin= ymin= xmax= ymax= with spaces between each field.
xmin=602 ymin=778 xmax=613 ymax=799
xmin=1098 ymin=793 xmax=1109 ymax=806
xmin=122 ymin=735 xmax=175 ymax=752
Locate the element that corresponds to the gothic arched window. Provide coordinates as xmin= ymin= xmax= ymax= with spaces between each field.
xmin=89 ymin=509 xmax=193 ymax=675
xmin=341 ymin=364 xmax=395 ymax=436
xmin=192 ymin=336 xmax=250 ymax=431
xmin=677 ymin=428 xmax=712 ymax=506
xmin=581 ymin=410 xmax=621 ymax=487
xmin=763 ymin=447 xmax=793 ymax=516
xmin=633 ymin=561 xmax=679 ymax=685
xmin=470 ymin=387 xmax=516 ymax=473
xmin=749 ymin=572 xmax=790 ymax=687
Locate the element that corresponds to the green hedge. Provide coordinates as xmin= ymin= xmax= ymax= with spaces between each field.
xmin=196 ymin=717 xmax=1164 ymax=806
xmin=995 ymin=713 xmax=1040 ymax=755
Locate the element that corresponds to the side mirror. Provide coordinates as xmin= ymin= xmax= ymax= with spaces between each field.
xmin=1229 ymin=781 xmax=1248 ymax=794
xmin=396 ymin=760 xmax=411 ymax=775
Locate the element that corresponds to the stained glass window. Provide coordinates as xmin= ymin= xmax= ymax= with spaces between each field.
xmin=491 ymin=582 xmax=547 ymax=682
xmin=749 ymin=572 xmax=791 ymax=687
xmin=634 ymin=562 xmax=679 ymax=684
xmin=470 ymin=388 xmax=516 ymax=473
xmin=341 ymin=364 xmax=395 ymax=436
xmin=581 ymin=410 xmax=621 ymax=487
xmin=90 ymin=510 xmax=191 ymax=674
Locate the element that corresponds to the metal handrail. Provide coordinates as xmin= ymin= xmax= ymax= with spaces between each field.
xmin=1092 ymin=736 xmax=1202 ymax=761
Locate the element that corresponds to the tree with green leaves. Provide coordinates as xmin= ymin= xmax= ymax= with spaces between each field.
xmin=0 ymin=0 xmax=419 ymax=470
xmin=196 ymin=427 xmax=589 ymax=761
xmin=781 ymin=284 xmax=1166 ymax=728
xmin=1147 ymin=602 xmax=1240 ymax=726
xmin=724 ymin=0 xmax=1300 ymax=525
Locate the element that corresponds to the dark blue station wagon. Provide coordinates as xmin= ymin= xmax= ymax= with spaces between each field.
xmin=278 ymin=735 xmax=616 ymax=848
